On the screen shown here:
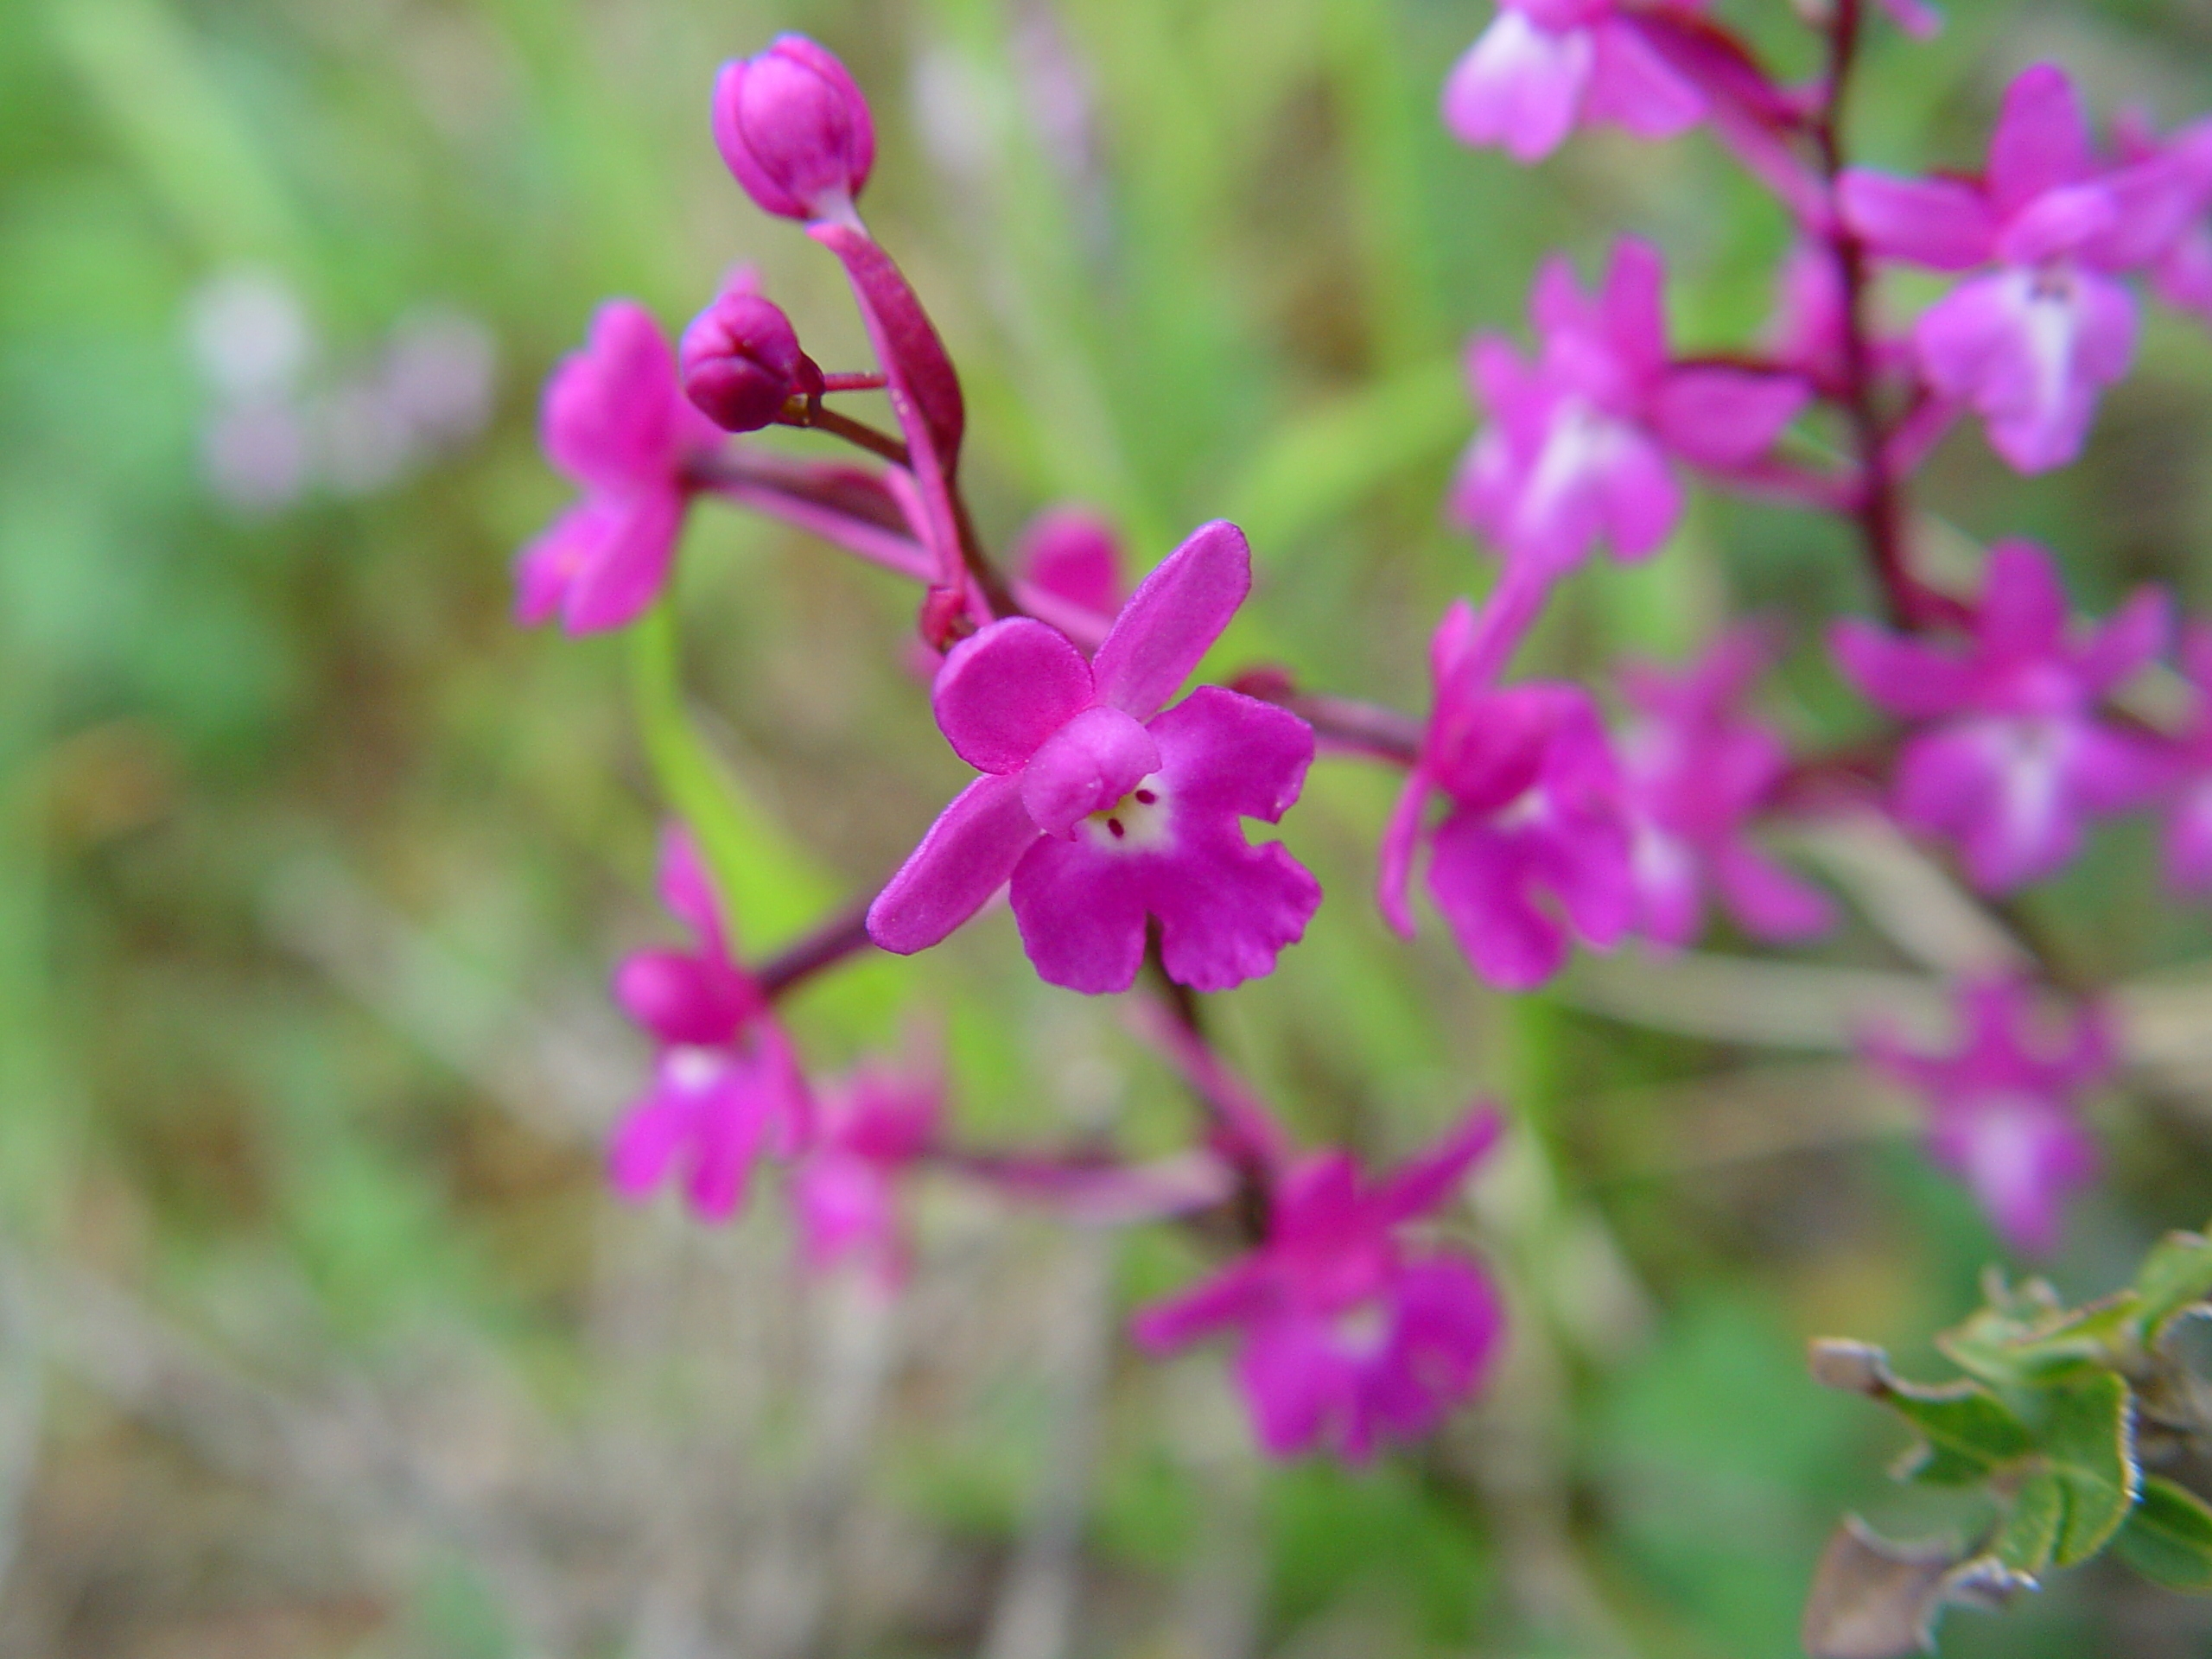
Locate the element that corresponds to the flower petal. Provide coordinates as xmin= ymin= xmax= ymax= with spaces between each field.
xmin=868 ymin=772 xmax=1038 ymax=954
xmin=1583 ymin=18 xmax=1706 ymax=139
xmin=1837 ymin=171 xmax=1997 ymax=270
xmin=543 ymin=301 xmax=685 ymax=489
xmin=1440 ymin=10 xmax=1593 ymax=164
xmin=932 ymin=617 xmax=1096 ymax=773
xmin=1648 ymin=366 xmax=1809 ymax=467
xmin=1091 ymin=520 xmax=1253 ymax=720
xmin=1146 ymin=686 xmax=1314 ymax=824
xmin=1020 ymin=703 xmax=1160 ymax=837
xmin=1986 ymin=64 xmax=2094 ymax=217
xmin=559 ymin=487 xmax=688 ymax=633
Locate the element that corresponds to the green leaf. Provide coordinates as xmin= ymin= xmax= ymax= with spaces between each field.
xmin=627 ymin=606 xmax=836 ymax=954
xmin=1993 ymin=1471 xmax=2063 ymax=1577
xmin=2113 ymin=1476 xmax=2212 ymax=1592
xmin=1808 ymin=1340 xmax=2034 ymax=1485
xmin=1939 ymin=1294 xmax=2136 ymax=1387
xmin=2040 ymin=1371 xmax=2139 ymax=1567
xmin=1219 ymin=357 xmax=1465 ymax=551
xmin=2129 ymin=1229 xmax=2212 ymax=1350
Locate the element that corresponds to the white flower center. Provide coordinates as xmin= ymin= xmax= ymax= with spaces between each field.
xmin=1078 ymin=773 xmax=1173 ymax=853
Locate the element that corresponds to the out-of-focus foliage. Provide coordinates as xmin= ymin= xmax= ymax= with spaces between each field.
xmin=3 ymin=0 xmax=2212 ymax=1654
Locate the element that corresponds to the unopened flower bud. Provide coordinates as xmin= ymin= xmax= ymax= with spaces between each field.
xmin=712 ymin=35 xmax=875 ymax=222
xmin=679 ymin=288 xmax=821 ymax=432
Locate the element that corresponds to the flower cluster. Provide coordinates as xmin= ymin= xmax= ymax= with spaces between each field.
xmin=520 ymin=3 xmax=2212 ymax=1497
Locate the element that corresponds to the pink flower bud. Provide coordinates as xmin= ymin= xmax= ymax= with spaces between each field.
xmin=712 ymin=35 xmax=875 ymax=222
xmin=679 ymin=288 xmax=822 ymax=432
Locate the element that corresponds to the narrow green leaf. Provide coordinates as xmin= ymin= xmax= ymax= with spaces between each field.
xmin=627 ymin=607 xmax=835 ymax=953
xmin=1940 ymin=1297 xmax=2136 ymax=1387
xmin=1220 ymin=357 xmax=1465 ymax=552
xmin=1992 ymin=1471 xmax=2063 ymax=1577
xmin=2040 ymin=1371 xmax=2139 ymax=1567
xmin=2113 ymin=1476 xmax=2212 ymax=1592
xmin=2129 ymin=1229 xmax=2212 ymax=1350
xmin=1889 ymin=1386 xmax=2037 ymax=1485
xmin=1808 ymin=1340 xmax=2034 ymax=1484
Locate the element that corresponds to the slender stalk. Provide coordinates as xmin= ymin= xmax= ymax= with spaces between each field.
xmin=1809 ymin=0 xmax=1963 ymax=632
xmin=1234 ymin=672 xmax=1423 ymax=766
xmin=780 ymin=402 xmax=911 ymax=467
xmin=756 ymin=901 xmax=877 ymax=1001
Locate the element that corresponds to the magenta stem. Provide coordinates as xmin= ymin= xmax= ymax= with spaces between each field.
xmin=756 ymin=902 xmax=877 ymax=1001
xmin=1809 ymin=0 xmax=1966 ymax=633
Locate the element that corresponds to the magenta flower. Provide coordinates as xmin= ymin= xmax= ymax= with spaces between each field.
xmin=712 ymin=35 xmax=875 ymax=224
xmin=1840 ymin=64 xmax=2197 ymax=474
xmin=868 ymin=522 xmax=1321 ymax=994
xmin=791 ymin=1056 xmax=941 ymax=1285
xmin=1833 ymin=542 xmax=2168 ymax=894
xmin=2157 ymin=626 xmax=2212 ymax=895
xmin=1441 ymin=0 xmax=1704 ymax=164
xmin=1379 ymin=576 xmax=1635 ymax=989
xmin=2118 ymin=112 xmax=2212 ymax=324
xmin=1453 ymin=240 xmax=1808 ymax=577
xmin=516 ymin=302 xmax=721 ymax=633
xmin=607 ymin=830 xmax=812 ymax=1223
xmin=1133 ymin=1107 xmax=1507 ymax=1462
xmin=1864 ymin=976 xmax=2111 ymax=1255
xmin=680 ymin=276 xmax=823 ymax=433
xmin=1617 ymin=629 xmax=1834 ymax=948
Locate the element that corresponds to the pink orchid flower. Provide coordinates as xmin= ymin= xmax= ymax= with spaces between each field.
xmin=1453 ymin=239 xmax=1808 ymax=577
xmin=516 ymin=302 xmax=722 ymax=633
xmin=1617 ymin=628 xmax=1834 ymax=949
xmin=608 ymin=830 xmax=813 ymax=1222
xmin=1840 ymin=64 xmax=2199 ymax=474
xmin=1134 ymin=1108 xmax=1507 ymax=1462
xmin=1379 ymin=577 xmax=1635 ymax=989
xmin=1441 ymin=0 xmax=1705 ymax=164
xmin=1832 ymin=541 xmax=2169 ymax=894
xmin=791 ymin=1055 xmax=942 ymax=1285
xmin=868 ymin=522 xmax=1321 ymax=995
xmin=1864 ymin=976 xmax=2111 ymax=1255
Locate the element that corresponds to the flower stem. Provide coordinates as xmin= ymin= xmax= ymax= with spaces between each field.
xmin=757 ymin=900 xmax=878 ymax=1001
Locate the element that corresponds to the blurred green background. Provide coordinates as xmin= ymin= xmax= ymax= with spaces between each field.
xmin=9 ymin=0 xmax=2212 ymax=1653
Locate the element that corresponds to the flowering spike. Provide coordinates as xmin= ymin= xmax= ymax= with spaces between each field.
xmin=1133 ymin=1106 xmax=1508 ymax=1462
xmin=868 ymin=522 xmax=1320 ymax=994
xmin=711 ymin=35 xmax=875 ymax=223
xmin=679 ymin=279 xmax=823 ymax=433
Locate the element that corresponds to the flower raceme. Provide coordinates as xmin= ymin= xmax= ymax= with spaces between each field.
xmin=1615 ymin=628 xmax=1834 ymax=949
xmin=1379 ymin=575 xmax=1634 ymax=990
xmin=1863 ymin=976 xmax=2112 ymax=1255
xmin=607 ymin=831 xmax=813 ymax=1223
xmin=1840 ymin=64 xmax=2200 ymax=474
xmin=516 ymin=302 xmax=722 ymax=633
xmin=868 ymin=522 xmax=1321 ymax=995
xmin=1832 ymin=541 xmax=2169 ymax=895
xmin=1133 ymin=1107 xmax=1507 ymax=1461
xmin=1453 ymin=239 xmax=1808 ymax=578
